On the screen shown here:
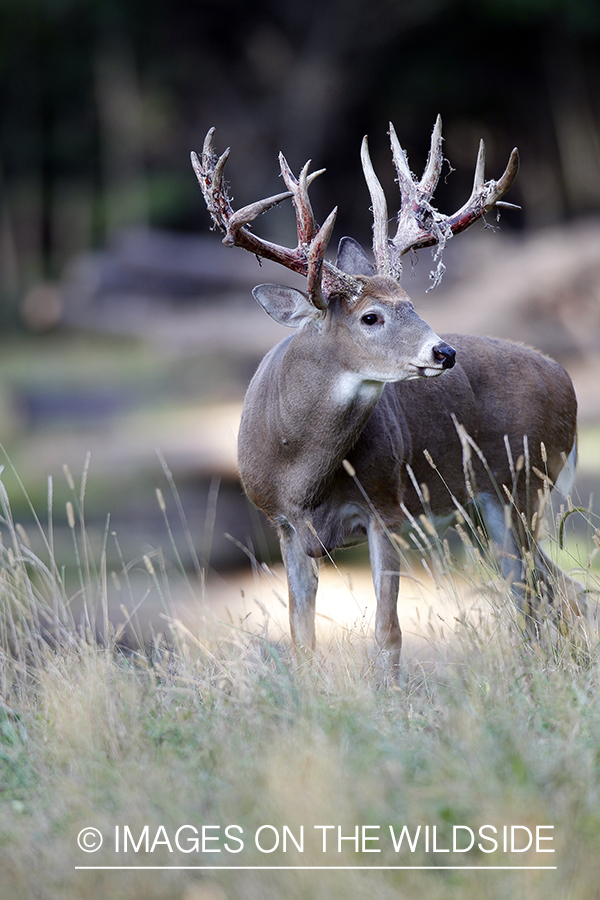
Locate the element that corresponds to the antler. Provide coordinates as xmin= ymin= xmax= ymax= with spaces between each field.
xmin=361 ymin=115 xmax=520 ymax=282
xmin=191 ymin=128 xmax=359 ymax=310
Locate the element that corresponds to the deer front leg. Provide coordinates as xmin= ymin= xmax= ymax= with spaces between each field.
xmin=368 ymin=519 xmax=402 ymax=672
xmin=278 ymin=523 xmax=319 ymax=653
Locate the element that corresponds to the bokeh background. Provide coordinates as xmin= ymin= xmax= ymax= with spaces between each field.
xmin=1 ymin=0 xmax=599 ymax=619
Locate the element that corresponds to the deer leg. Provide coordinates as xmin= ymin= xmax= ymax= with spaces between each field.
xmin=478 ymin=494 xmax=533 ymax=621
xmin=368 ymin=520 xmax=402 ymax=670
xmin=533 ymin=543 xmax=588 ymax=619
xmin=278 ymin=524 xmax=318 ymax=653
xmin=480 ymin=494 xmax=588 ymax=628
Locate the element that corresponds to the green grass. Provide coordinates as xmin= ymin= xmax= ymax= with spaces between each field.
xmin=1 ymin=467 xmax=600 ymax=900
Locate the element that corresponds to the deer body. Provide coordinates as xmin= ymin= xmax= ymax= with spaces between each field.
xmin=192 ymin=119 xmax=581 ymax=667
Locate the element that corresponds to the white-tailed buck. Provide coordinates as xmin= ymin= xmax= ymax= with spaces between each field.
xmin=192 ymin=118 xmax=581 ymax=668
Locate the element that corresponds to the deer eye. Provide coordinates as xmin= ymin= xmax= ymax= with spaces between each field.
xmin=361 ymin=312 xmax=381 ymax=326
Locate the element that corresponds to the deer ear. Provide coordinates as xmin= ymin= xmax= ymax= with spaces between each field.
xmin=336 ymin=237 xmax=375 ymax=276
xmin=252 ymin=284 xmax=323 ymax=329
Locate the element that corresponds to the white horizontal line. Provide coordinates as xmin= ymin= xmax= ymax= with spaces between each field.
xmin=75 ymin=865 xmax=557 ymax=871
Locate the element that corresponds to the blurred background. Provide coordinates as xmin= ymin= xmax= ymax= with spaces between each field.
xmin=0 ymin=0 xmax=599 ymax=620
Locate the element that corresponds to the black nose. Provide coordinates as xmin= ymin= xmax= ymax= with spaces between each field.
xmin=432 ymin=342 xmax=456 ymax=369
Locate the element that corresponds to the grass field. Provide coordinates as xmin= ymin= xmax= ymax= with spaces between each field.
xmin=1 ymin=463 xmax=600 ymax=900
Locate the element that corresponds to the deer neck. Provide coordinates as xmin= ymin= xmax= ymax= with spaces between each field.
xmin=238 ymin=328 xmax=385 ymax=512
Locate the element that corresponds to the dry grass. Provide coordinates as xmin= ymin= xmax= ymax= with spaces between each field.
xmin=1 ymin=461 xmax=600 ymax=900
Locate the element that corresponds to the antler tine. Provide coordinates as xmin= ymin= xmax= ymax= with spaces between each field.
xmin=279 ymin=154 xmax=321 ymax=247
xmin=225 ymin=191 xmax=296 ymax=244
xmin=447 ymin=139 xmax=486 ymax=226
xmin=494 ymin=147 xmax=520 ymax=199
xmin=420 ymin=114 xmax=444 ymax=197
xmin=193 ymin=126 xmax=236 ymax=228
xmin=202 ymin=126 xmax=217 ymax=166
xmin=307 ymin=206 xmax=337 ymax=310
xmin=297 ymin=159 xmax=314 ymax=243
xmin=192 ymin=143 xmax=232 ymax=229
xmin=473 ymin=139 xmax=486 ymax=192
xmin=360 ymin=135 xmax=393 ymax=278
xmin=190 ymin=150 xmax=203 ymax=189
xmin=389 ymin=122 xmax=417 ymax=207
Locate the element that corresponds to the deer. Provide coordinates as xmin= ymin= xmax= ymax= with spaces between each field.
xmin=191 ymin=117 xmax=582 ymax=670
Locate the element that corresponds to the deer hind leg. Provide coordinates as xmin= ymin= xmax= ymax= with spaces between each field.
xmin=535 ymin=443 xmax=588 ymax=622
xmin=278 ymin=523 xmax=319 ymax=653
xmin=477 ymin=493 xmax=536 ymax=626
xmin=368 ymin=519 xmax=402 ymax=671
xmin=532 ymin=543 xmax=588 ymax=620
xmin=478 ymin=493 xmax=587 ymax=629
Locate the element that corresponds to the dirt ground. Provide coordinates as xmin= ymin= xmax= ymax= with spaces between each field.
xmin=129 ymin=557 xmax=513 ymax=664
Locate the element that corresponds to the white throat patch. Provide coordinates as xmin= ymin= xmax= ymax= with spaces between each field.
xmin=333 ymin=373 xmax=384 ymax=406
